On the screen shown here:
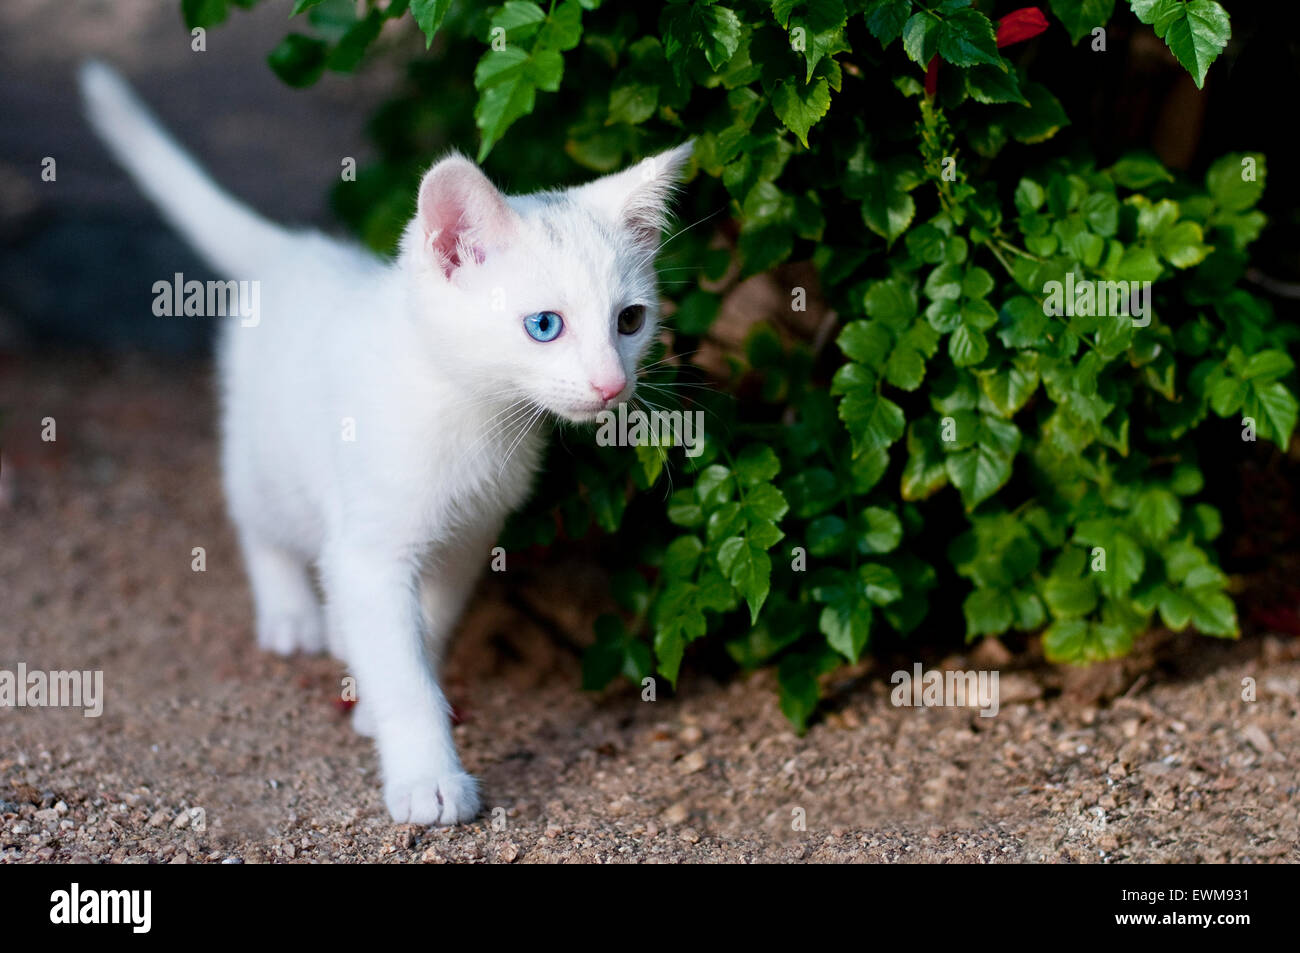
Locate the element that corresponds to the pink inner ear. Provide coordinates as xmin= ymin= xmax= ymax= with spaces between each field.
xmin=422 ymin=191 xmax=471 ymax=278
xmin=417 ymin=161 xmax=512 ymax=279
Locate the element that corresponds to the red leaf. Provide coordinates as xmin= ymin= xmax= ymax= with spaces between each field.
xmin=996 ymin=7 xmax=1049 ymax=48
xmin=925 ymin=55 xmax=939 ymax=97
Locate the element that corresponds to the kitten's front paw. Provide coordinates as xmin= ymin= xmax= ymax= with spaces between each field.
xmin=385 ymin=771 xmax=481 ymax=826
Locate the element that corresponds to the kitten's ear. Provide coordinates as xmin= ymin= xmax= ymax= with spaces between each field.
xmin=575 ymin=142 xmax=694 ymax=249
xmin=416 ymin=153 xmax=517 ymax=278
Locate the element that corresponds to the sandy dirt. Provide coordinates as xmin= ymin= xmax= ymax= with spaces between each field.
xmin=1 ymin=356 xmax=1298 ymax=864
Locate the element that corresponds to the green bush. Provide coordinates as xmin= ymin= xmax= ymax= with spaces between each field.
xmin=193 ymin=0 xmax=1294 ymax=729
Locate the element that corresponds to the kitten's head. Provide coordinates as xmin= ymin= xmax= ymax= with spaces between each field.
xmin=400 ymin=144 xmax=692 ymax=423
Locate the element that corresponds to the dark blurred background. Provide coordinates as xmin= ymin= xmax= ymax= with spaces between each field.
xmin=0 ymin=0 xmax=428 ymax=355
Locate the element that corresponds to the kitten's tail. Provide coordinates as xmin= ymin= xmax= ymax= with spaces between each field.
xmin=78 ymin=60 xmax=292 ymax=278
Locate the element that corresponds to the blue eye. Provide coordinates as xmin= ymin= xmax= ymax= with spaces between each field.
xmin=523 ymin=311 xmax=564 ymax=343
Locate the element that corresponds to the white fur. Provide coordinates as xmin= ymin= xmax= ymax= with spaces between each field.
xmin=80 ymin=61 xmax=691 ymax=825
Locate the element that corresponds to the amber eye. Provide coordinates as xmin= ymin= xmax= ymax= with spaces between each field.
xmin=617 ymin=304 xmax=646 ymax=335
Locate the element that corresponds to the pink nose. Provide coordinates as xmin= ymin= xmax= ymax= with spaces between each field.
xmin=591 ymin=376 xmax=626 ymax=402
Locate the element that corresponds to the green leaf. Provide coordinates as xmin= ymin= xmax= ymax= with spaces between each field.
xmin=838 ymin=320 xmax=893 ymax=367
xmin=1107 ymin=152 xmax=1174 ymax=189
xmin=474 ymin=49 xmax=536 ymax=159
xmin=671 ymin=290 xmax=721 ymax=335
xmin=771 ymin=77 xmax=832 ymax=147
xmin=1157 ymin=220 xmax=1211 ymax=269
xmin=965 ymin=64 xmax=1026 ymax=104
xmin=267 ymin=34 xmax=328 ymax=88
xmin=833 ymin=365 xmax=907 ymax=453
xmin=1042 ymin=618 xmax=1088 ymax=661
xmin=1156 ymin=578 xmax=1236 ymax=636
xmin=901 ymin=420 xmax=949 ymax=500
xmin=859 ymin=563 xmax=903 ymax=605
xmin=777 ymin=650 xmax=827 ymax=733
xmin=818 ymin=585 xmax=873 ymax=662
xmin=1241 ymin=349 xmax=1294 ymax=383
xmin=807 ymin=514 xmax=849 ymax=556
xmin=609 ymin=79 xmax=659 ymax=125
xmin=901 ymin=11 xmax=941 ymax=65
xmin=1043 ymin=574 xmax=1097 ymax=619
xmin=183 ymin=0 xmax=229 ymax=30
xmin=744 ymin=484 xmax=790 ymax=523
xmin=1015 ymin=178 xmax=1046 ymax=213
xmin=949 ymin=324 xmax=988 ymax=367
xmin=1208 ymin=375 xmax=1247 ymax=417
xmin=327 ymin=11 xmax=384 ymax=72
xmin=588 ymin=479 xmax=627 ymax=532
xmin=786 ymin=468 xmax=838 ymax=517
xmin=1115 ymin=244 xmax=1163 ymax=282
xmin=979 ymin=353 xmax=1039 ymax=417
xmin=491 ymin=1 xmax=547 ymax=45
xmin=582 ymin=614 xmax=627 ymax=690
xmin=846 ymin=150 xmax=923 ymax=245
xmin=1081 ymin=192 xmax=1120 ymax=237
xmin=663 ymin=535 xmax=704 ymax=579
xmin=861 ymin=184 xmax=915 ymax=246
xmin=706 ymin=502 xmax=745 ymax=544
xmin=1143 ymin=0 xmax=1230 ymax=88
xmin=1206 ymin=152 xmax=1266 ymax=212
xmin=851 ymin=446 xmax=891 ymax=493
xmin=652 ymin=581 xmax=709 ymax=685
xmin=1050 ymin=0 xmax=1115 ymax=44
xmin=734 ymin=444 xmax=782 ymax=486
xmin=963 ymin=586 xmax=1014 ymax=638
xmin=1005 ymin=82 xmax=1069 ymax=143
xmin=858 ymin=507 xmax=903 ymax=554
xmin=1074 ymin=520 xmax=1145 ymax=598
xmin=962 ymin=266 xmax=995 ymax=299
xmin=537 ymin=0 xmax=584 ymax=51
xmin=886 ymin=321 xmax=939 ymax=391
xmin=411 ymin=0 xmax=454 ymax=48
xmin=863 ymin=278 xmax=918 ymax=327
xmin=863 ymin=0 xmax=913 ymax=46
xmin=668 ymin=494 xmax=703 ymax=528
xmin=1245 ymin=380 xmax=1298 ymax=449
xmin=777 ymin=0 xmax=851 ymax=81
xmin=1132 ymin=487 xmax=1181 ymax=544
xmin=944 ymin=414 xmax=1020 ymax=510
xmin=695 ymin=464 xmax=735 ymax=509
xmin=998 ymin=295 xmax=1049 ymax=348
xmin=717 ymin=536 xmax=773 ymax=623
xmin=937 ymin=8 xmax=1002 ymax=68
xmin=1187 ymin=587 xmax=1237 ymax=636
xmin=662 ymin=2 xmax=743 ymax=71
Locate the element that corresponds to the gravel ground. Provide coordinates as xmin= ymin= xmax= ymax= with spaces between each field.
xmin=1 ymin=356 xmax=1298 ymax=864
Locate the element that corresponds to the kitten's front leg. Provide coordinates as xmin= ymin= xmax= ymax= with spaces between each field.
xmin=321 ymin=544 xmax=480 ymax=825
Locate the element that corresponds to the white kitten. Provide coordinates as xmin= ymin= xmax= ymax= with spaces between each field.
xmin=80 ymin=61 xmax=690 ymax=825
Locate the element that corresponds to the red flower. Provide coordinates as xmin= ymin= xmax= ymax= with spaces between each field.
xmin=926 ymin=56 xmax=941 ymax=97
xmin=996 ymin=7 xmax=1049 ymax=48
xmin=925 ymin=6 xmax=1049 ymax=98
